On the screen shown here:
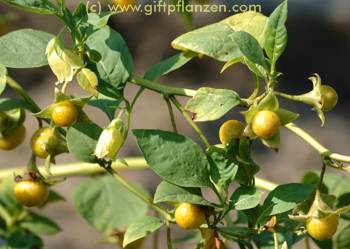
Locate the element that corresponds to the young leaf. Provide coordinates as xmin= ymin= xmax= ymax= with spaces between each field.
xmin=66 ymin=122 xmax=102 ymax=163
xmin=86 ymin=27 xmax=133 ymax=90
xmin=133 ymin=129 xmax=211 ymax=188
xmin=73 ymin=175 xmax=149 ymax=233
xmin=230 ymin=186 xmax=262 ymax=210
xmin=0 ymin=29 xmax=54 ymax=68
xmin=185 ymin=87 xmax=241 ymax=122
xmin=1 ymin=0 xmax=57 ymax=14
xmin=76 ymin=68 xmax=99 ymax=96
xmin=123 ymin=216 xmax=164 ymax=247
xmin=264 ymin=0 xmax=288 ymax=66
xmin=233 ymin=31 xmax=268 ymax=70
xmin=154 ymin=181 xmax=212 ymax=206
xmin=20 ymin=212 xmax=61 ymax=235
xmin=258 ymin=183 xmax=315 ymax=224
xmin=144 ymin=52 xmax=195 ymax=81
xmin=277 ymin=108 xmax=299 ymax=126
xmin=86 ymin=12 xmax=115 ymax=29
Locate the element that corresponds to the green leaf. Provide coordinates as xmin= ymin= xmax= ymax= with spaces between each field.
xmin=172 ymin=12 xmax=267 ymax=62
xmin=258 ymin=183 xmax=315 ymax=224
xmin=66 ymin=122 xmax=102 ymax=163
xmin=336 ymin=224 xmax=350 ymax=249
xmin=185 ymin=87 xmax=241 ymax=122
xmin=89 ymin=93 xmax=122 ymax=121
xmin=264 ymin=0 xmax=288 ymax=66
xmin=230 ymin=186 xmax=262 ymax=210
xmin=0 ymin=65 xmax=6 ymax=95
xmin=1 ymin=0 xmax=57 ymax=14
xmin=0 ymin=29 xmax=54 ymax=68
xmin=261 ymin=132 xmax=280 ymax=150
xmin=154 ymin=181 xmax=212 ymax=206
xmin=86 ymin=12 xmax=114 ymax=29
xmin=277 ymin=108 xmax=299 ymax=126
xmin=20 ymin=212 xmax=61 ymax=235
xmin=73 ymin=175 xmax=148 ymax=233
xmin=233 ymin=31 xmax=268 ymax=69
xmin=6 ymin=230 xmax=43 ymax=249
xmin=253 ymin=231 xmax=298 ymax=249
xmin=133 ymin=129 xmax=211 ymax=188
xmin=0 ymin=98 xmax=34 ymax=112
xmin=207 ymin=145 xmax=239 ymax=190
xmin=123 ymin=216 xmax=164 ymax=247
xmin=42 ymin=190 xmax=65 ymax=206
xmin=86 ymin=26 xmax=133 ymax=90
xmin=144 ymin=52 xmax=194 ymax=81
xmin=0 ymin=177 xmax=23 ymax=215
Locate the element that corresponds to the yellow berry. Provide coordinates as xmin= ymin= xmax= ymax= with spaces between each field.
xmin=252 ymin=110 xmax=280 ymax=139
xmin=306 ymin=215 xmax=338 ymax=241
xmin=14 ymin=180 xmax=49 ymax=207
xmin=0 ymin=125 xmax=26 ymax=150
xmin=175 ymin=203 xmax=206 ymax=229
xmin=219 ymin=120 xmax=244 ymax=144
xmin=51 ymin=101 xmax=78 ymax=127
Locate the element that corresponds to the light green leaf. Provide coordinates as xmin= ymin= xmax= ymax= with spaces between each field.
xmin=185 ymin=87 xmax=241 ymax=122
xmin=133 ymin=129 xmax=211 ymax=188
xmin=0 ymin=29 xmax=54 ymax=68
xmin=277 ymin=108 xmax=299 ymax=126
xmin=336 ymin=224 xmax=350 ymax=249
xmin=264 ymin=0 xmax=288 ymax=66
xmin=21 ymin=212 xmax=61 ymax=235
xmin=154 ymin=181 xmax=212 ymax=206
xmin=73 ymin=175 xmax=149 ymax=233
xmin=230 ymin=186 xmax=262 ymax=210
xmin=1 ymin=0 xmax=57 ymax=14
xmin=0 ymin=65 xmax=7 ymax=95
xmin=76 ymin=68 xmax=99 ymax=96
xmin=144 ymin=52 xmax=195 ymax=81
xmin=123 ymin=216 xmax=164 ymax=247
xmin=86 ymin=27 xmax=133 ymax=90
xmin=172 ymin=11 xmax=267 ymax=62
xmin=86 ymin=12 xmax=114 ymax=29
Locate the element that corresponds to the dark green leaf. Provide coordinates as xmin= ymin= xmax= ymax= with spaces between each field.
xmin=144 ymin=52 xmax=194 ymax=81
xmin=0 ymin=29 xmax=54 ymax=68
xmin=133 ymin=129 xmax=211 ymax=188
xmin=21 ymin=212 xmax=61 ymax=235
xmin=0 ymin=98 xmax=35 ymax=112
xmin=230 ymin=186 xmax=262 ymax=210
xmin=258 ymin=183 xmax=315 ymax=224
xmin=185 ymin=87 xmax=241 ymax=122
xmin=123 ymin=216 xmax=163 ymax=247
xmin=7 ymin=230 xmax=43 ymax=249
xmin=73 ymin=175 xmax=148 ymax=232
xmin=86 ymin=26 xmax=133 ymax=90
xmin=264 ymin=0 xmax=288 ymax=66
xmin=154 ymin=181 xmax=212 ymax=206
xmin=1 ymin=0 xmax=57 ymax=14
xmin=66 ymin=122 xmax=102 ymax=163
xmin=0 ymin=177 xmax=23 ymax=215
xmin=89 ymin=93 xmax=122 ymax=121
xmin=233 ymin=31 xmax=268 ymax=69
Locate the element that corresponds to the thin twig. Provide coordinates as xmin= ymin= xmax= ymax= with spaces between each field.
xmin=164 ymin=96 xmax=177 ymax=132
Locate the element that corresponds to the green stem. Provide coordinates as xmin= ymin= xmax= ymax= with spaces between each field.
xmin=304 ymin=236 xmax=311 ymax=249
xmin=164 ymin=96 xmax=178 ymax=132
xmin=131 ymin=87 xmax=145 ymax=110
xmin=106 ymin=167 xmax=170 ymax=219
xmin=170 ymin=96 xmax=210 ymax=148
xmin=166 ymin=222 xmax=173 ymax=249
xmin=318 ymin=162 xmax=327 ymax=191
xmin=6 ymin=77 xmax=41 ymax=112
xmin=129 ymin=74 xmax=196 ymax=97
xmin=273 ymin=232 xmax=279 ymax=249
xmin=286 ymin=123 xmax=350 ymax=164
xmin=0 ymin=157 xmax=278 ymax=191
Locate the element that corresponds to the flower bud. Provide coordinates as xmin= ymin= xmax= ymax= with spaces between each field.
xmin=94 ymin=118 xmax=126 ymax=160
xmin=46 ymin=37 xmax=84 ymax=83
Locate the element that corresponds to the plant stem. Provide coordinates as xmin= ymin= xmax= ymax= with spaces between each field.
xmin=318 ymin=162 xmax=327 ymax=190
xmin=273 ymin=232 xmax=279 ymax=249
xmin=6 ymin=77 xmax=41 ymax=112
xmin=304 ymin=236 xmax=311 ymax=249
xmin=0 ymin=157 xmax=278 ymax=191
xmin=129 ymin=74 xmax=196 ymax=97
xmin=166 ymin=222 xmax=173 ymax=249
xmin=286 ymin=123 xmax=350 ymax=164
xmin=131 ymin=87 xmax=145 ymax=110
xmin=170 ymin=96 xmax=210 ymax=148
xmin=164 ymin=96 xmax=178 ymax=132
xmin=105 ymin=167 xmax=170 ymax=219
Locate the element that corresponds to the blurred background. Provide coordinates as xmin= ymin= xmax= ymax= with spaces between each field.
xmin=1 ymin=0 xmax=350 ymax=248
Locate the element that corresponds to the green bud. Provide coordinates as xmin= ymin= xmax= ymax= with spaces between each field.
xmin=46 ymin=37 xmax=84 ymax=84
xmin=94 ymin=118 xmax=126 ymax=160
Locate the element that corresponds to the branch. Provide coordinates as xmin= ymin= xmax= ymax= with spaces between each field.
xmin=0 ymin=157 xmax=277 ymax=191
xmin=286 ymin=123 xmax=350 ymax=165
